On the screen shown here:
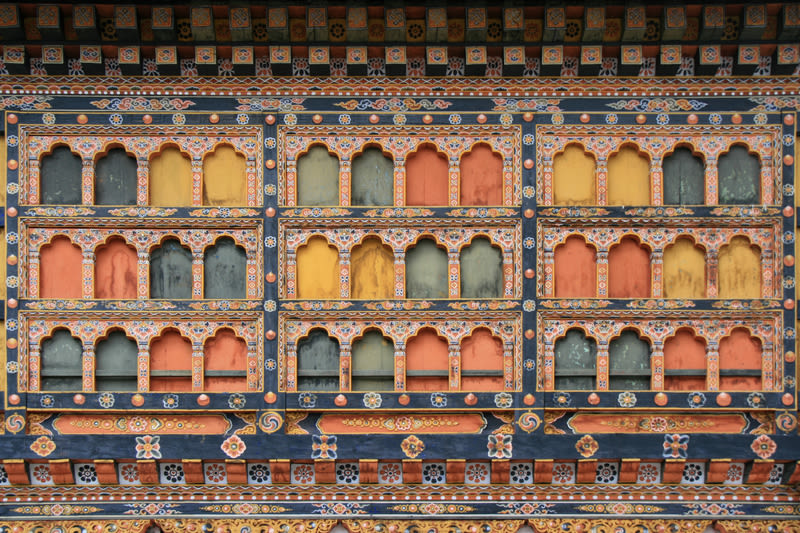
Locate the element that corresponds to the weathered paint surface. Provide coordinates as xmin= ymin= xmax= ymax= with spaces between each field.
xmin=351 ymin=330 xmax=394 ymax=391
xmin=351 ymin=237 xmax=394 ymax=299
xmin=297 ymin=145 xmax=339 ymax=206
xmin=460 ymin=237 xmax=503 ymax=298
xmin=554 ymin=235 xmax=596 ymax=297
xmin=406 ymin=328 xmax=449 ymax=391
xmin=718 ymin=145 xmax=761 ymax=204
xmin=41 ymin=329 xmax=83 ymax=391
xmin=297 ymin=236 xmax=339 ymax=299
xmin=203 ymin=328 xmax=247 ymax=391
xmin=718 ymin=236 xmax=761 ymax=299
xmin=608 ymin=237 xmax=650 ymax=298
xmin=204 ymin=237 xmax=247 ymax=299
xmin=150 ymin=147 xmax=192 ymax=206
xmin=554 ymin=329 xmax=596 ymax=390
xmin=95 ymin=148 xmax=137 ymax=205
xmin=663 ymin=147 xmax=704 ymax=205
xmin=607 ymin=146 xmax=650 ymax=206
xmin=40 ymin=236 xmax=82 ymax=298
xmin=460 ymin=328 xmax=503 ymax=391
xmin=460 ymin=143 xmax=502 ymax=205
xmin=719 ymin=327 xmax=762 ymax=391
xmin=40 ymin=146 xmax=82 ymax=204
xmin=553 ymin=144 xmax=596 ymax=205
xmin=203 ymin=145 xmax=247 ymax=206
xmin=663 ymin=238 xmax=706 ymax=298
xmin=609 ymin=330 xmax=650 ymax=390
xmin=406 ymin=144 xmax=448 ymax=206
xmin=297 ymin=329 xmax=339 ymax=391
xmin=150 ymin=329 xmax=193 ymax=391
xmin=351 ymin=147 xmax=393 ymax=206
xmin=150 ymin=239 xmax=193 ymax=299
xmin=664 ymin=328 xmax=707 ymax=391
xmin=95 ymin=237 xmax=137 ymax=299
xmin=95 ymin=330 xmax=138 ymax=391
xmin=406 ymin=238 xmax=448 ymax=298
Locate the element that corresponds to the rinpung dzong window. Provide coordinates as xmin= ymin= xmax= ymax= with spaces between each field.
xmin=663 ymin=147 xmax=705 ymax=205
xmin=554 ymin=329 xmax=597 ymax=390
xmin=297 ymin=145 xmax=340 ymax=206
xmin=40 ymin=146 xmax=82 ymax=204
xmin=203 ymin=237 xmax=247 ymax=299
xmin=351 ymin=330 xmax=394 ymax=391
xmin=95 ymin=330 xmax=138 ymax=391
xmin=40 ymin=329 xmax=83 ymax=391
xmin=150 ymin=238 xmax=193 ymax=299
xmin=351 ymin=147 xmax=393 ymax=206
xmin=297 ymin=328 xmax=340 ymax=392
xmin=95 ymin=148 xmax=137 ymax=205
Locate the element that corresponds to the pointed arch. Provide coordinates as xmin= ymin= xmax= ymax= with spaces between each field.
xmin=554 ymin=235 xmax=597 ymax=298
xmin=296 ymin=235 xmax=340 ymax=299
xmin=204 ymin=328 xmax=248 ymax=392
xmin=607 ymin=144 xmax=650 ymax=206
xmin=297 ymin=144 xmax=339 ymax=206
xmin=40 ymin=236 xmax=83 ymax=298
xmin=406 ymin=327 xmax=449 ymax=391
xmin=553 ymin=144 xmax=596 ymax=205
xmin=351 ymin=145 xmax=393 ymax=206
xmin=406 ymin=143 xmax=449 ymax=206
xmin=460 ymin=327 xmax=504 ymax=391
xmin=351 ymin=236 xmax=394 ymax=299
xmin=203 ymin=144 xmax=247 ymax=206
xmin=608 ymin=236 xmax=651 ymax=298
xmin=459 ymin=142 xmax=503 ymax=206
xmin=663 ymin=237 xmax=706 ymax=298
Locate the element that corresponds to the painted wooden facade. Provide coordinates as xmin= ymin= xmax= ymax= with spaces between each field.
xmin=0 ymin=3 xmax=799 ymax=533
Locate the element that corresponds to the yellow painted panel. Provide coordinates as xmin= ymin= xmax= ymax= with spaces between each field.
xmin=351 ymin=237 xmax=394 ymax=299
xmin=663 ymin=238 xmax=705 ymax=298
xmin=553 ymin=145 xmax=596 ymax=205
xmin=718 ymin=236 xmax=761 ymax=299
xmin=150 ymin=147 xmax=192 ymax=206
xmin=296 ymin=236 xmax=339 ymax=299
xmin=203 ymin=145 xmax=247 ymax=206
xmin=607 ymin=146 xmax=650 ymax=205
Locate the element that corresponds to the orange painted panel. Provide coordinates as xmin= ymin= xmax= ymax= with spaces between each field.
xmin=719 ymin=327 xmax=762 ymax=390
xmin=406 ymin=145 xmax=448 ymax=206
xmin=95 ymin=237 xmax=138 ymax=299
xmin=664 ymin=329 xmax=706 ymax=391
xmin=40 ymin=236 xmax=83 ymax=298
xmin=460 ymin=328 xmax=503 ymax=391
xmin=52 ymin=414 xmax=233 ymax=434
xmin=150 ymin=330 xmax=192 ymax=392
xmin=406 ymin=328 xmax=449 ymax=391
xmin=567 ymin=413 xmax=748 ymax=434
xmin=459 ymin=144 xmax=502 ymax=206
xmin=554 ymin=236 xmax=596 ymax=297
xmin=296 ymin=236 xmax=340 ymax=299
xmin=608 ymin=237 xmax=650 ymax=298
xmin=204 ymin=329 xmax=247 ymax=392
xmin=317 ymin=413 xmax=488 ymax=434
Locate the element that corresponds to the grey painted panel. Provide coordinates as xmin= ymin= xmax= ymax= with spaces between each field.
xmin=150 ymin=239 xmax=193 ymax=299
xmin=204 ymin=237 xmax=247 ymax=299
xmin=406 ymin=238 xmax=448 ymax=298
xmin=718 ymin=145 xmax=761 ymax=204
xmin=95 ymin=148 xmax=137 ymax=205
xmin=297 ymin=145 xmax=339 ymax=206
xmin=352 ymin=330 xmax=394 ymax=391
xmin=663 ymin=148 xmax=704 ymax=205
xmin=41 ymin=329 xmax=83 ymax=391
xmin=609 ymin=330 xmax=651 ymax=390
xmin=554 ymin=329 xmax=596 ymax=390
xmin=298 ymin=329 xmax=340 ymax=391
xmin=40 ymin=146 xmax=82 ymax=204
xmin=95 ymin=330 xmax=138 ymax=391
xmin=460 ymin=237 xmax=503 ymax=298
xmin=352 ymin=148 xmax=393 ymax=206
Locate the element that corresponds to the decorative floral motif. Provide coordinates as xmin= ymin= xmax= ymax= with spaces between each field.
xmin=162 ymin=394 xmax=179 ymax=409
xmin=31 ymin=464 xmax=53 ymax=484
xmin=204 ymin=463 xmax=227 ymax=483
xmin=637 ymin=463 xmax=660 ymax=483
xmin=336 ymin=463 xmax=359 ymax=484
xmin=311 ymin=434 xmax=337 ymax=459
xmin=247 ymin=463 xmax=271 ymax=483
xmin=161 ymin=463 xmax=184 ymax=483
xmin=663 ymin=434 xmax=690 ymax=458
xmin=298 ymin=393 xmax=317 ymax=408
xmin=494 ymin=392 xmax=513 ymax=408
xmin=509 ymin=462 xmax=533 ymax=484
xmin=119 ymin=464 xmax=139 ymax=484
xmin=487 ymin=434 xmax=512 ymax=459
xmin=76 ymin=464 xmax=97 ymax=484
xmin=401 ymin=435 xmax=425 ymax=458
xmin=553 ymin=392 xmax=572 ymax=406
xmin=362 ymin=392 xmax=382 ymax=409
xmin=751 ymin=435 xmax=777 ymax=459
xmin=595 ymin=462 xmax=619 ymax=483
xmin=747 ymin=392 xmax=767 ymax=408
xmin=98 ymin=392 xmax=115 ymax=408
xmin=221 ymin=435 xmax=247 ymax=458
xmin=40 ymin=394 xmax=55 ymax=408
xmin=135 ymin=435 xmax=161 ymax=459
xmin=552 ymin=463 xmax=575 ymax=484
xmin=575 ymin=435 xmax=598 ymax=458
xmin=617 ymin=392 xmax=637 ymax=407
xmin=687 ymin=392 xmax=706 ymax=408
xmin=334 ymin=98 xmax=452 ymax=112
xmin=378 ymin=462 xmax=402 ymax=483
xmin=31 ymin=436 xmax=57 ymax=457
xmin=228 ymin=393 xmax=246 ymax=409
xmin=606 ymin=98 xmax=707 ymax=112
xmin=430 ymin=392 xmax=447 ymax=408
xmin=422 ymin=463 xmax=445 ymax=484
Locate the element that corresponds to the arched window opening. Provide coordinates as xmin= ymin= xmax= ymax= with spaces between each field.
xmin=459 ymin=143 xmax=503 ymax=206
xmin=296 ymin=236 xmax=340 ymax=299
xmin=41 ymin=329 xmax=83 ymax=391
xmin=406 ymin=238 xmax=448 ymax=299
xmin=663 ymin=237 xmax=706 ymax=298
xmin=95 ymin=148 xmax=137 ymax=205
xmin=608 ymin=330 xmax=651 ymax=390
xmin=406 ymin=144 xmax=448 ymax=206
xmin=664 ymin=328 xmax=707 ymax=391
xmin=719 ymin=328 xmax=762 ymax=391
xmin=150 ymin=329 xmax=192 ymax=392
xmin=40 ymin=236 xmax=83 ymax=298
xmin=554 ymin=329 xmax=596 ymax=390
xmin=460 ymin=328 xmax=504 ymax=391
xmin=554 ymin=236 xmax=596 ymax=297
xmin=150 ymin=146 xmax=192 ymax=206
xmin=203 ymin=144 xmax=247 ymax=206
xmin=406 ymin=328 xmax=449 ymax=391
xmin=150 ymin=238 xmax=193 ymax=299
xmin=718 ymin=145 xmax=761 ymax=204
xmin=460 ymin=237 xmax=503 ymax=299
xmin=351 ymin=237 xmax=394 ymax=299
xmin=94 ymin=237 xmax=138 ymax=299
xmin=351 ymin=147 xmax=393 ymax=206
xmin=204 ymin=328 xmax=248 ymax=392
xmin=297 ymin=328 xmax=340 ymax=391
xmin=95 ymin=330 xmax=138 ymax=391
xmin=608 ymin=237 xmax=650 ymax=298
xmin=41 ymin=146 xmax=82 ymax=204
xmin=351 ymin=330 xmax=394 ymax=391
xmin=663 ymin=147 xmax=704 ymax=205
xmin=718 ymin=236 xmax=761 ymax=299
xmin=204 ymin=237 xmax=247 ymax=299
xmin=553 ymin=144 xmax=596 ymax=205
xmin=297 ymin=145 xmax=339 ymax=206
xmin=607 ymin=145 xmax=650 ymax=206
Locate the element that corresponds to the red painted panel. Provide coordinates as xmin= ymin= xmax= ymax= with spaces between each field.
xmin=150 ymin=329 xmax=192 ymax=392
xmin=719 ymin=327 xmax=762 ymax=390
xmin=664 ymin=328 xmax=706 ymax=391
xmin=40 ymin=236 xmax=82 ymax=298
xmin=554 ymin=236 xmax=596 ymax=297
xmin=460 ymin=327 xmax=503 ymax=391
xmin=94 ymin=237 xmax=137 ymax=299
xmin=608 ymin=237 xmax=651 ymax=298
xmin=459 ymin=143 xmax=502 ymax=206
xmin=406 ymin=327 xmax=449 ymax=391
xmin=406 ymin=145 xmax=449 ymax=206
xmin=204 ymin=328 xmax=248 ymax=391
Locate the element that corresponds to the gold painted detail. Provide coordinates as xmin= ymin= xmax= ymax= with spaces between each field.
xmin=51 ymin=414 xmax=233 ymax=435
xmin=11 ymin=505 xmax=103 ymax=516
xmin=317 ymin=413 xmax=488 ymax=434
xmin=566 ymin=413 xmax=750 ymax=434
